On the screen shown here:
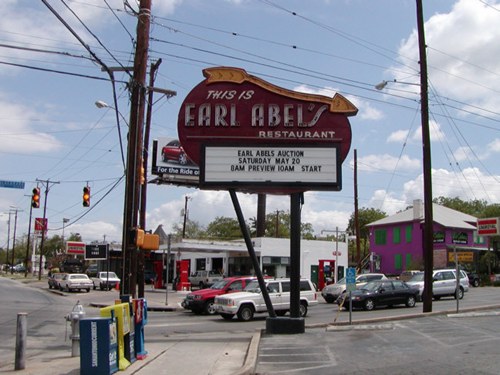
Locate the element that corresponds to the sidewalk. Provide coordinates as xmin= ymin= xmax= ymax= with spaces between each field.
xmin=1 ymin=275 xmax=256 ymax=375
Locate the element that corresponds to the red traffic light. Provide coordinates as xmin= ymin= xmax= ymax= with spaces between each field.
xmin=83 ymin=186 xmax=90 ymax=207
xmin=31 ymin=187 xmax=40 ymax=208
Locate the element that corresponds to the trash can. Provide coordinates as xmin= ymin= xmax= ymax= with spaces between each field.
xmin=80 ymin=317 xmax=118 ymax=375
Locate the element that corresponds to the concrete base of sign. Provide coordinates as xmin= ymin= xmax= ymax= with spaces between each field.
xmin=266 ymin=317 xmax=305 ymax=334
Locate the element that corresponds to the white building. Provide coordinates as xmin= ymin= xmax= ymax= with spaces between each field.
xmin=159 ymin=236 xmax=348 ymax=287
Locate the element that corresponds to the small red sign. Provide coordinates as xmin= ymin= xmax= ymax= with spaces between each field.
xmin=66 ymin=241 xmax=85 ymax=255
xmin=477 ymin=218 xmax=499 ymax=236
xmin=34 ymin=218 xmax=47 ymax=231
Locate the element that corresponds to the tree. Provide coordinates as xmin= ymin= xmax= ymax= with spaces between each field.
xmin=250 ymin=210 xmax=315 ymax=239
xmin=346 ymin=207 xmax=386 ymax=264
xmin=171 ymin=219 xmax=205 ymax=239
xmin=206 ymin=217 xmax=243 ymax=240
xmin=433 ymin=196 xmax=488 ymax=216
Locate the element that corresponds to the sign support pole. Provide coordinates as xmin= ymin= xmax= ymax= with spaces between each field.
xmin=229 ymin=189 xmax=275 ymax=318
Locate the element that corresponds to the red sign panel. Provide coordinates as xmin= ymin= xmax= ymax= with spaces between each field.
xmin=177 ymin=67 xmax=357 ymax=193
xmin=477 ymin=218 xmax=499 ymax=236
xmin=34 ymin=218 xmax=47 ymax=231
xmin=66 ymin=241 xmax=85 ymax=255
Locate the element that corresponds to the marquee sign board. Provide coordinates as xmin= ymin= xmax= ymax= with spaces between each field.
xmin=177 ymin=67 xmax=357 ymax=194
xmin=201 ymin=144 xmax=341 ymax=191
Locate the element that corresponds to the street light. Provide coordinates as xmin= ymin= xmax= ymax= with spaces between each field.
xmin=95 ymin=100 xmax=127 ymax=168
xmin=374 ymin=79 xmax=420 ymax=90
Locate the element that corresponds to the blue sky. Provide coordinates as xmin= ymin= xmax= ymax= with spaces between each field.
xmin=1 ymin=0 xmax=500 ymax=247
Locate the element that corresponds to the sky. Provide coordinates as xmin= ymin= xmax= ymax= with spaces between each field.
xmin=1 ymin=0 xmax=500 ymax=249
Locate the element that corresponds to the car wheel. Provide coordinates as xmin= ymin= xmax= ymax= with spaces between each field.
xmin=364 ymin=298 xmax=375 ymax=311
xmin=48 ymin=284 xmax=52 ymax=289
xmin=220 ymin=313 xmax=234 ymax=320
xmin=93 ymin=284 xmax=97 ymax=290
xmin=323 ymin=295 xmax=335 ymax=304
xmin=204 ymin=300 xmax=216 ymax=315
xmin=86 ymin=288 xmax=90 ymax=293
xmin=299 ymin=302 xmax=308 ymax=317
xmin=406 ymin=296 xmax=416 ymax=308
xmin=178 ymin=152 xmax=188 ymax=165
xmin=455 ymin=288 xmax=464 ymax=300
xmin=472 ymin=279 xmax=480 ymax=287
xmin=433 ymin=295 xmax=441 ymax=300
xmin=199 ymin=282 xmax=205 ymax=289
xmin=237 ymin=305 xmax=254 ymax=321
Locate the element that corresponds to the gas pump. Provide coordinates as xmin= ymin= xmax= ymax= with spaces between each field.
xmin=175 ymin=259 xmax=190 ymax=291
xmin=317 ymin=259 xmax=335 ymax=291
xmin=153 ymin=261 xmax=163 ymax=289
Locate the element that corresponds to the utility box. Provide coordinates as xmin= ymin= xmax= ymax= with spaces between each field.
xmin=80 ymin=317 xmax=118 ymax=375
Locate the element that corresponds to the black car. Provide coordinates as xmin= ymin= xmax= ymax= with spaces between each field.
xmin=338 ymin=280 xmax=418 ymax=311
xmin=467 ymin=272 xmax=480 ymax=287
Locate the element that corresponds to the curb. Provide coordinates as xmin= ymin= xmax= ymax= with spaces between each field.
xmin=235 ymin=330 xmax=261 ymax=375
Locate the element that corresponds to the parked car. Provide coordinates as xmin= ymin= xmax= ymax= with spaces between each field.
xmin=60 ymin=258 xmax=84 ymax=273
xmin=92 ymin=271 xmax=120 ymax=291
xmin=467 ymin=272 xmax=480 ymax=287
xmin=12 ymin=263 xmax=26 ymax=273
xmin=86 ymin=264 xmax=98 ymax=277
xmin=161 ymin=139 xmax=194 ymax=165
xmin=214 ymin=278 xmax=318 ymax=321
xmin=182 ymin=276 xmax=257 ymax=315
xmin=321 ymin=273 xmax=388 ymax=303
xmin=338 ymin=280 xmax=418 ymax=311
xmin=48 ymin=272 xmax=66 ymax=289
xmin=399 ymin=270 xmax=421 ymax=282
xmin=60 ymin=273 xmax=93 ymax=293
xmin=406 ymin=269 xmax=469 ymax=301
xmin=189 ymin=270 xmax=224 ymax=289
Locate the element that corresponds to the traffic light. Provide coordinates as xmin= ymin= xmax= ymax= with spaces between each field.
xmin=31 ymin=187 xmax=40 ymax=208
xmin=83 ymin=186 xmax=90 ymax=207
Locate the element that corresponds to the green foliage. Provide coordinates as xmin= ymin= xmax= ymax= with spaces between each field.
xmin=250 ymin=210 xmax=315 ymax=239
xmin=171 ymin=219 xmax=206 ymax=239
xmin=433 ymin=196 xmax=488 ymax=216
xmin=346 ymin=207 xmax=386 ymax=240
xmin=205 ymin=216 xmax=243 ymax=240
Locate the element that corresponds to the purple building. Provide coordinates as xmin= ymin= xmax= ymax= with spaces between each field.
xmin=366 ymin=199 xmax=487 ymax=276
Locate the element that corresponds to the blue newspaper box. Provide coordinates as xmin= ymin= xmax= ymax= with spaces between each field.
xmin=80 ymin=317 xmax=118 ymax=375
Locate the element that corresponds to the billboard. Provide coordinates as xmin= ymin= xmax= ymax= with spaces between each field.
xmin=477 ymin=217 xmax=500 ymax=236
xmin=177 ymin=67 xmax=357 ymax=194
xmin=151 ymin=137 xmax=200 ymax=186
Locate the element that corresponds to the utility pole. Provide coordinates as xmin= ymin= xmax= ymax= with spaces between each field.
xmin=416 ymin=0 xmax=433 ymax=313
xmin=353 ymin=149 xmax=361 ymax=270
xmin=182 ymin=196 xmax=191 ymax=239
xmin=10 ymin=207 xmax=20 ymax=274
xmin=36 ymin=179 xmax=60 ymax=280
xmin=24 ymin=197 xmax=33 ymax=277
xmin=122 ymin=0 xmax=151 ymax=298
xmin=138 ymin=58 xmax=162 ymax=298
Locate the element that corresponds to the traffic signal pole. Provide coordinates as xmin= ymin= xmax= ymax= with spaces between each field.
xmin=121 ymin=0 xmax=151 ymax=298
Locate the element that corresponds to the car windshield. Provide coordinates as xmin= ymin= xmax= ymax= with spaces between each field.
xmin=71 ymin=275 xmax=88 ymax=280
xmin=359 ymin=281 xmax=381 ymax=291
xmin=335 ymin=277 xmax=346 ymax=285
xmin=408 ymin=272 xmax=424 ymax=282
xmin=100 ymin=272 xmax=118 ymax=278
xmin=210 ymin=280 xmax=230 ymax=289
xmin=244 ymin=280 xmax=262 ymax=293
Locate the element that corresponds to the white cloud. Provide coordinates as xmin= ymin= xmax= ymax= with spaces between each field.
xmin=387 ymin=130 xmax=409 ymax=143
xmin=397 ymin=0 xmax=500 ymax=115
xmin=0 ymin=96 xmax=62 ymax=153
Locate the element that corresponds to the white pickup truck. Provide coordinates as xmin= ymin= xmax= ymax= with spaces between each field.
xmin=92 ymin=271 xmax=120 ymax=291
xmin=188 ymin=270 xmax=223 ymax=289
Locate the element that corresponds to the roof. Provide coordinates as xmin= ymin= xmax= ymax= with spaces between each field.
xmin=368 ymin=202 xmax=477 ymax=230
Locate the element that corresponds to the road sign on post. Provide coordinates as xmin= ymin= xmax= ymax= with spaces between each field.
xmin=346 ymin=267 xmax=356 ymax=292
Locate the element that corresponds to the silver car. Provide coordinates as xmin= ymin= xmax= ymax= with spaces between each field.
xmin=406 ymin=269 xmax=469 ymax=300
xmin=321 ymin=273 xmax=388 ymax=303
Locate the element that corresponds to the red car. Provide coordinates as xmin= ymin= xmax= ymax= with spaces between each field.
xmin=161 ymin=139 xmax=193 ymax=165
xmin=181 ymin=276 xmax=256 ymax=315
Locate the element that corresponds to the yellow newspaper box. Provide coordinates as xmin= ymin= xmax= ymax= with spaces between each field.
xmin=100 ymin=303 xmax=132 ymax=370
